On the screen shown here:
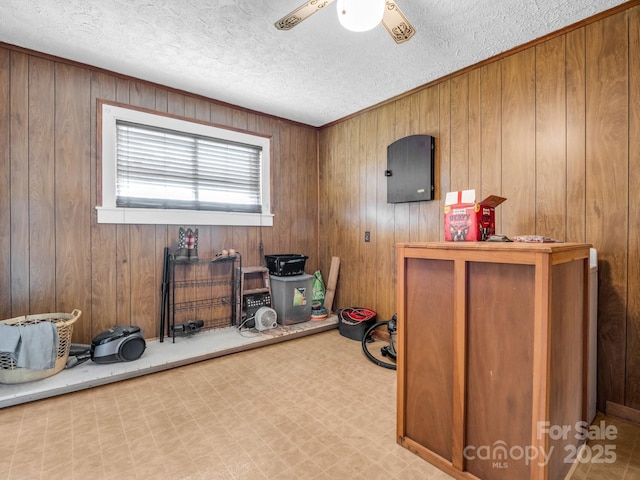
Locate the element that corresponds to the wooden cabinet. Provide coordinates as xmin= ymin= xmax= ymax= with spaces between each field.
xmin=396 ymin=242 xmax=591 ymax=480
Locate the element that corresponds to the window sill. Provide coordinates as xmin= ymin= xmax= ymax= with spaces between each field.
xmin=96 ymin=206 xmax=273 ymax=227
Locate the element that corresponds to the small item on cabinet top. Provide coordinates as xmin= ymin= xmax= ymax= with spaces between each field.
xmin=512 ymin=235 xmax=562 ymax=243
xmin=444 ymin=189 xmax=506 ymax=242
xmin=486 ymin=235 xmax=513 ymax=242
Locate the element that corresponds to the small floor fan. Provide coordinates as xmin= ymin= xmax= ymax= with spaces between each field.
xmin=255 ymin=307 xmax=278 ymax=331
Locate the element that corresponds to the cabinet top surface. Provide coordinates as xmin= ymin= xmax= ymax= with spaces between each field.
xmin=396 ymin=241 xmax=591 ymax=254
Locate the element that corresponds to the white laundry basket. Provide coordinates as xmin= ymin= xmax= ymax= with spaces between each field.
xmin=0 ymin=309 xmax=81 ymax=384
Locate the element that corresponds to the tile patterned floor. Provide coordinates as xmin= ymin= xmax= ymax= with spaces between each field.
xmin=0 ymin=330 xmax=638 ymax=479
xmin=570 ymin=413 xmax=640 ymax=480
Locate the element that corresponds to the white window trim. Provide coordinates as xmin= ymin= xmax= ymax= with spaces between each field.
xmin=96 ymin=101 xmax=273 ymax=227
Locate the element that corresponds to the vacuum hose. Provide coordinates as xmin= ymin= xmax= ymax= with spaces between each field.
xmin=361 ymin=315 xmax=397 ymax=370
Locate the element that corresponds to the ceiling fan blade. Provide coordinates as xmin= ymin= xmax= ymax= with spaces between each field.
xmin=381 ymin=1 xmax=415 ymax=44
xmin=275 ymin=0 xmax=336 ymax=30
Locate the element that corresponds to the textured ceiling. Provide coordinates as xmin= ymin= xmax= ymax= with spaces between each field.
xmin=0 ymin=0 xmax=628 ymax=127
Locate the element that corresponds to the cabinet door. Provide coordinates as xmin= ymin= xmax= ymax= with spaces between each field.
xmin=465 ymin=262 xmax=534 ymax=479
xmin=547 ymin=260 xmax=586 ymax=480
xmin=403 ymin=258 xmax=454 ymax=461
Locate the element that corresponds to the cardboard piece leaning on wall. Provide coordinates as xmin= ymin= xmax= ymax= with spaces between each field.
xmin=323 ymin=257 xmax=340 ymax=314
xmin=444 ymin=189 xmax=506 ymax=242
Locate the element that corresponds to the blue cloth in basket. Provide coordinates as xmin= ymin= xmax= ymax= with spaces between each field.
xmin=0 ymin=322 xmax=59 ymax=370
xmin=0 ymin=325 xmax=22 ymax=356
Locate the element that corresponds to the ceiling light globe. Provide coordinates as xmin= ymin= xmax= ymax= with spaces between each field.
xmin=337 ymin=0 xmax=386 ymax=32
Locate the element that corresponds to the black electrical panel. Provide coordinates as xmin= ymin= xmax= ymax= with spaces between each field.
xmin=385 ymin=134 xmax=435 ymax=203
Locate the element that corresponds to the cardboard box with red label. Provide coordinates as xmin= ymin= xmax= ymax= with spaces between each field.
xmin=444 ymin=190 xmax=506 ymax=241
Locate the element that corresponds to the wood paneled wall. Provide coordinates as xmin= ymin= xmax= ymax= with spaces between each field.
xmin=1 ymin=4 xmax=639 ymax=414
xmin=319 ymin=5 xmax=640 ymax=412
xmin=0 ymin=46 xmax=319 ymax=344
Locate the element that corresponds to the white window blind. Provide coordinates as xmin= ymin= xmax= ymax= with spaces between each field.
xmin=116 ymin=121 xmax=262 ymax=213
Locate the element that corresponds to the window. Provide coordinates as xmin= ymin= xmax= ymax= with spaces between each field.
xmin=97 ymin=101 xmax=272 ymax=226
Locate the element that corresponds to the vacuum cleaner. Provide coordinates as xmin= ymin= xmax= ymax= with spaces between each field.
xmin=66 ymin=325 xmax=146 ymax=368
